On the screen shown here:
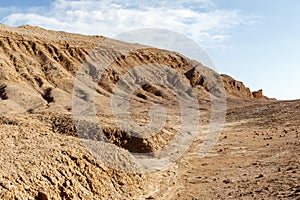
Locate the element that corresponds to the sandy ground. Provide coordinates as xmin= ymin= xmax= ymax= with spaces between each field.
xmin=154 ymin=99 xmax=300 ymax=199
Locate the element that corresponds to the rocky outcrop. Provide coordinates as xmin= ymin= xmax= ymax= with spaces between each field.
xmin=252 ymin=89 xmax=268 ymax=99
xmin=221 ymin=74 xmax=268 ymax=99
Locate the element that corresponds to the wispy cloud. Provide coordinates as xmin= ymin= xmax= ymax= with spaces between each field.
xmin=0 ymin=0 xmax=253 ymax=47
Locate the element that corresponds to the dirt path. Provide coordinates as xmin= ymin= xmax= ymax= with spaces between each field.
xmin=149 ymin=100 xmax=300 ymax=199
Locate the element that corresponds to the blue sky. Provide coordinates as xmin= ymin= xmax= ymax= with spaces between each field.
xmin=0 ymin=1 xmax=51 ymax=7
xmin=210 ymin=0 xmax=300 ymax=100
xmin=0 ymin=0 xmax=299 ymax=100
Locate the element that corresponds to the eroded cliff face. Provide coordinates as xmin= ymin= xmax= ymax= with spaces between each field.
xmin=221 ymin=74 xmax=268 ymax=99
xmin=0 ymin=24 xmax=272 ymax=199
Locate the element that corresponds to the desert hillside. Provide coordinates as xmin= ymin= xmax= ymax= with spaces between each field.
xmin=0 ymin=24 xmax=299 ymax=199
xmin=0 ymin=24 xmax=266 ymax=115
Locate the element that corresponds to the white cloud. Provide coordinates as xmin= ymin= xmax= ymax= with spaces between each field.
xmin=1 ymin=0 xmax=252 ymax=47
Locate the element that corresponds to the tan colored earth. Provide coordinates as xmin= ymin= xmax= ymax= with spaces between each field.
xmin=0 ymin=24 xmax=299 ymax=199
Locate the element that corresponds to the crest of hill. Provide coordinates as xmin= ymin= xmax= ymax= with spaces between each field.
xmin=0 ymin=24 xmax=269 ymax=114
